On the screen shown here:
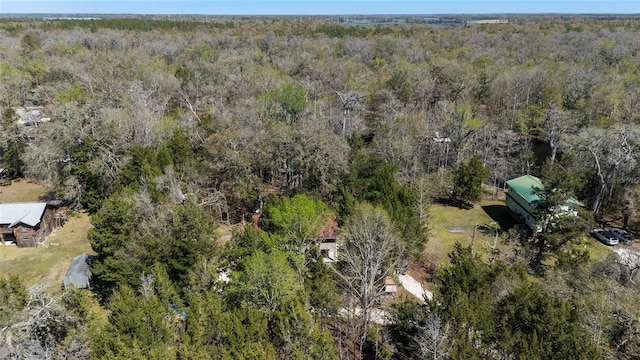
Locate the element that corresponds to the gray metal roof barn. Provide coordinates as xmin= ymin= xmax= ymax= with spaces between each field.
xmin=62 ymin=254 xmax=92 ymax=289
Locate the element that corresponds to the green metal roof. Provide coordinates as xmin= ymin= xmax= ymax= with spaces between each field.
xmin=506 ymin=175 xmax=543 ymax=204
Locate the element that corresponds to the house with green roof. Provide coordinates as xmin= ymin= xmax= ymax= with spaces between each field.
xmin=505 ymin=175 xmax=543 ymax=231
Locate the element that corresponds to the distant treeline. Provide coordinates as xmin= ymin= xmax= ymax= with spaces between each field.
xmin=0 ymin=17 xmax=235 ymax=32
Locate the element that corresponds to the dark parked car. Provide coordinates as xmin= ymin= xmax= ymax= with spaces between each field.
xmin=610 ymin=228 xmax=632 ymax=243
xmin=593 ymin=228 xmax=619 ymax=246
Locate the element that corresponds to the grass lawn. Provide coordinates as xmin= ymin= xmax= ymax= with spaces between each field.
xmin=425 ymin=198 xmax=513 ymax=263
xmin=581 ymin=235 xmax=617 ymax=262
xmin=0 ymin=180 xmax=94 ymax=294
xmin=421 ymin=194 xmax=614 ymax=274
xmin=0 ymin=213 xmax=94 ymax=294
xmin=0 ymin=179 xmax=52 ymax=202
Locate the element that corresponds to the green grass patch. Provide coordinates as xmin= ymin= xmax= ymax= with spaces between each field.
xmin=425 ymin=198 xmax=613 ymax=267
xmin=579 ymin=236 xmax=615 ymax=262
xmin=0 ymin=179 xmax=51 ymax=202
xmin=0 ymin=212 xmax=94 ymax=294
xmin=426 ymin=199 xmax=511 ymax=262
xmin=0 ymin=180 xmax=94 ymax=294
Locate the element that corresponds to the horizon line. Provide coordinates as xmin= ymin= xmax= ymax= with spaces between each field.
xmin=2 ymin=12 xmax=639 ymax=16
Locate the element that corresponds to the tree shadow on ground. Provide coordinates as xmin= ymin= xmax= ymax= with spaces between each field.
xmin=39 ymin=188 xmax=60 ymax=202
xmin=436 ymin=197 xmax=473 ymax=210
xmin=481 ymin=204 xmax=515 ymax=232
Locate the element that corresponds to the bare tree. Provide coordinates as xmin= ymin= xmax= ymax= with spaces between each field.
xmin=570 ymin=127 xmax=638 ymax=216
xmin=413 ymin=175 xmax=433 ymax=227
xmin=0 ymin=285 xmax=76 ymax=359
xmin=139 ymin=272 xmax=155 ymax=300
xmin=541 ymin=105 xmax=579 ymax=164
xmin=334 ymin=90 xmax=363 ymax=137
xmin=621 ymin=186 xmax=639 ymax=230
xmin=332 ymin=203 xmax=404 ymax=356
xmin=415 ymin=314 xmax=452 ymax=360
xmin=615 ymin=249 xmax=640 ymax=285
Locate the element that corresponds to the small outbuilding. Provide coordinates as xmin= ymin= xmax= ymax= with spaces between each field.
xmin=384 ymin=277 xmax=397 ymax=294
xmin=62 ymin=254 xmax=93 ymax=290
xmin=318 ymin=215 xmax=339 ymax=263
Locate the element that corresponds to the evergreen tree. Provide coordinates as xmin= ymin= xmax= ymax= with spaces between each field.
xmin=339 ymin=152 xmax=427 ymax=260
xmin=427 ymin=244 xmax=600 ymax=359
xmin=161 ymin=200 xmax=218 ymax=288
xmin=435 ymin=244 xmax=501 ymax=358
xmin=389 ymin=298 xmax=430 ymax=358
xmin=90 ymin=193 xmax=217 ymax=297
xmin=496 ymin=284 xmax=600 ymax=359
xmin=224 ymin=226 xmax=276 ymax=272
xmin=91 ymin=285 xmax=173 ymax=359
xmin=1 ymin=138 xmax=24 ymax=178
xmin=0 ymin=276 xmax=27 ymax=323
xmin=530 ymin=161 xmax=594 ymax=273
xmin=453 ymin=155 xmax=489 ymax=206
xmin=88 ymin=192 xmax=138 ymax=297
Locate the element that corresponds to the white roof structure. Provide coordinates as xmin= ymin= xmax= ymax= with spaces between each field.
xmin=0 ymin=202 xmax=47 ymax=227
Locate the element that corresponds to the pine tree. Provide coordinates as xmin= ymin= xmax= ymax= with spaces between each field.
xmin=453 ymin=155 xmax=490 ymax=206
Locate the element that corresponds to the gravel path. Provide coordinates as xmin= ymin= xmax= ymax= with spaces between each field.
xmin=614 ymin=247 xmax=640 ymax=266
xmin=338 ymin=307 xmax=391 ymax=325
xmin=398 ymin=274 xmax=433 ymax=302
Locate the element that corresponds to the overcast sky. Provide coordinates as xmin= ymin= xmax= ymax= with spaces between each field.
xmin=1 ymin=0 xmax=638 ymax=15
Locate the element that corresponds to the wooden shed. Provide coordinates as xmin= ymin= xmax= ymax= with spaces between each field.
xmin=318 ymin=215 xmax=339 ymax=263
xmin=384 ymin=277 xmax=397 ymax=294
xmin=0 ymin=202 xmax=60 ymax=247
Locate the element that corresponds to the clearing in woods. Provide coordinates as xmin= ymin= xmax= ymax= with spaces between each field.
xmin=410 ymin=189 xmax=614 ymax=293
xmin=0 ymin=180 xmax=94 ymax=294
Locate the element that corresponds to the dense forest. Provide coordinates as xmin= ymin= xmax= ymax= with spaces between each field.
xmin=0 ymin=16 xmax=639 ymax=359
